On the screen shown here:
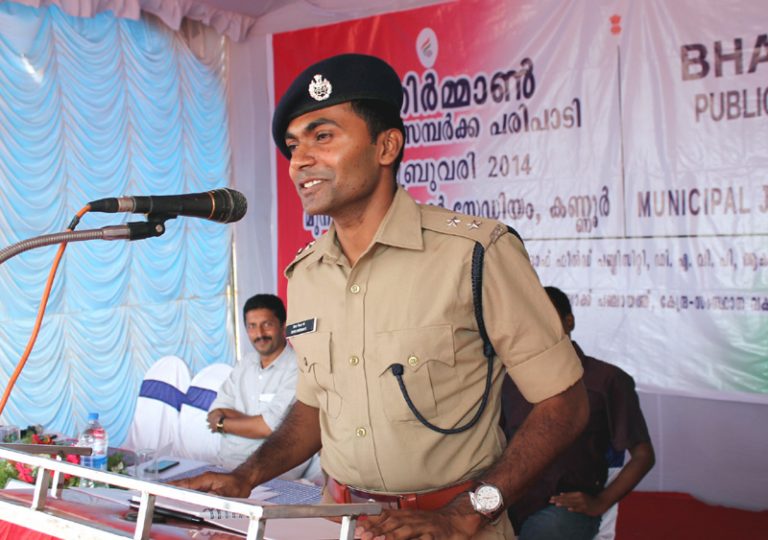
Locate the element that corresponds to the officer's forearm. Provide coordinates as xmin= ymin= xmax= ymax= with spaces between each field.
xmin=232 ymin=400 xmax=321 ymax=488
xmin=483 ymin=379 xmax=589 ymax=505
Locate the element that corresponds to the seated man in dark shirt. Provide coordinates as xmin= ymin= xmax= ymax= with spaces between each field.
xmin=502 ymin=286 xmax=655 ymax=540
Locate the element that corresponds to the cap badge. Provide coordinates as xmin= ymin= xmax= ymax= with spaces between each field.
xmin=308 ymin=74 xmax=332 ymax=101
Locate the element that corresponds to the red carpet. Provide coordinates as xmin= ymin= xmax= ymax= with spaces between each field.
xmin=616 ymin=491 xmax=768 ymax=540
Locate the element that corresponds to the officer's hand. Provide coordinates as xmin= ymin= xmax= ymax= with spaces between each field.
xmin=550 ymin=491 xmax=605 ymax=516
xmin=355 ymin=496 xmax=485 ymax=540
xmin=170 ymin=472 xmax=252 ymax=498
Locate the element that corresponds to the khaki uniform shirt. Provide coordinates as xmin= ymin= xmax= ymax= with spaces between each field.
xmin=286 ymin=188 xmax=582 ymax=537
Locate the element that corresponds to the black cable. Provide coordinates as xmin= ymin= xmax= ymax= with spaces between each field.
xmin=390 ymin=243 xmax=496 ymax=434
xmin=389 ymin=354 xmax=493 ymax=434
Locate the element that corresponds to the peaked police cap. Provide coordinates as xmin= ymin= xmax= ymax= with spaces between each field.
xmin=271 ymin=53 xmax=403 ymax=159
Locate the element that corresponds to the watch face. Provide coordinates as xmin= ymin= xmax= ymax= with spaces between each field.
xmin=474 ymin=485 xmax=502 ymax=511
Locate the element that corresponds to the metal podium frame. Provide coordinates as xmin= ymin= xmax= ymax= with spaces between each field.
xmin=0 ymin=446 xmax=380 ymax=540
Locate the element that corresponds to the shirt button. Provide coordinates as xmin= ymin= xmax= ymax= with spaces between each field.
xmin=349 ymin=356 xmax=360 ymax=366
xmin=407 ymin=355 xmax=419 ymax=366
xmin=355 ymin=427 xmax=367 ymax=438
xmin=349 ymin=283 xmax=360 ymax=294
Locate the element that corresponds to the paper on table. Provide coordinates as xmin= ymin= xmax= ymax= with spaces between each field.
xmin=249 ymin=484 xmax=276 ymax=501
xmin=160 ymin=462 xmax=228 ymax=482
xmin=260 ymin=478 xmax=322 ymax=505
xmin=214 ymin=481 xmax=343 ymax=539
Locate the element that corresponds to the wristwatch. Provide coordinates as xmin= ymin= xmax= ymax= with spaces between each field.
xmin=216 ymin=416 xmax=225 ymax=433
xmin=469 ymin=483 xmax=504 ymax=519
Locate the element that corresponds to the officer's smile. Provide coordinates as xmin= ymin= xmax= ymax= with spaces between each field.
xmin=300 ymin=178 xmax=324 ymax=190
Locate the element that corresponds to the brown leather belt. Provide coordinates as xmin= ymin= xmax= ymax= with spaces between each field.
xmin=327 ymin=477 xmax=476 ymax=511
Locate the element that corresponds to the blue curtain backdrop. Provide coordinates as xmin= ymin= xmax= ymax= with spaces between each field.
xmin=0 ymin=3 xmax=235 ymax=444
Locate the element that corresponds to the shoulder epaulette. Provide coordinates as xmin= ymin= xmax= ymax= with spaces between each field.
xmin=419 ymin=204 xmax=511 ymax=248
xmin=284 ymin=240 xmax=317 ymax=277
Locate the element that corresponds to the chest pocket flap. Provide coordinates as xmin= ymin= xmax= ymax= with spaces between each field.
xmin=375 ymin=325 xmax=457 ymax=422
xmin=290 ymin=331 xmax=341 ymax=418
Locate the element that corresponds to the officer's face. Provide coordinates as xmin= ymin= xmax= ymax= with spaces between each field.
xmin=284 ymin=103 xmax=388 ymax=218
xmin=244 ymin=308 xmax=286 ymax=361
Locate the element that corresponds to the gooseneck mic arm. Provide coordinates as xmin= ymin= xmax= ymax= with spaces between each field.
xmin=1 ymin=188 xmax=247 ymax=266
xmin=0 ymin=221 xmax=166 ymax=265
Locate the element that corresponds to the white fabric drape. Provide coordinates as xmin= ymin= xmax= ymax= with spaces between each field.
xmin=0 ymin=3 xmax=234 ymax=444
xmin=9 ymin=0 xmax=258 ymax=41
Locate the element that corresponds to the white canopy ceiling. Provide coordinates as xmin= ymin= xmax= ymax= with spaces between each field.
xmin=198 ymin=0 xmax=449 ymax=35
xmin=10 ymin=0 xmax=450 ymax=40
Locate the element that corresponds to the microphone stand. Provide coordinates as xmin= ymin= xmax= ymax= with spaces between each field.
xmin=0 ymin=215 xmax=169 ymax=266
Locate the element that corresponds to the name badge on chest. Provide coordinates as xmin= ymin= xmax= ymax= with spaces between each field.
xmin=286 ymin=318 xmax=317 ymax=338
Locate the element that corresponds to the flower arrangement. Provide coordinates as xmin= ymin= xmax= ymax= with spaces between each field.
xmin=0 ymin=427 xmax=128 ymax=489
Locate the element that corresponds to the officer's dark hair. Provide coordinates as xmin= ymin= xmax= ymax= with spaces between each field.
xmin=350 ymin=99 xmax=405 ymax=178
xmin=544 ymin=286 xmax=572 ymax=320
xmin=243 ymin=294 xmax=286 ymax=326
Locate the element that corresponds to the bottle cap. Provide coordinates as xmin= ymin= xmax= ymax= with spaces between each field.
xmin=87 ymin=412 xmax=99 ymax=421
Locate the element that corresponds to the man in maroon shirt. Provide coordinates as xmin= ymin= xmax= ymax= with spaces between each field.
xmin=501 ymin=286 xmax=656 ymax=539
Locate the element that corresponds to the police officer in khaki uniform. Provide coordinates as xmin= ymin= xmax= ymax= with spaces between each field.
xmin=177 ymin=53 xmax=588 ymax=540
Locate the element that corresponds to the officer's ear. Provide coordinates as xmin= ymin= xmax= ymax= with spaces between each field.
xmin=378 ymin=128 xmax=404 ymax=167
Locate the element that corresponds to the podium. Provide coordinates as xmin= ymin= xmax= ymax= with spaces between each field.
xmin=0 ymin=488 xmax=241 ymax=540
xmin=0 ymin=446 xmax=379 ymax=539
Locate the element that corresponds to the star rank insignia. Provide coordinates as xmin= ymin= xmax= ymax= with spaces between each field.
xmin=295 ymin=240 xmax=315 ymax=255
xmin=446 ymin=216 xmax=461 ymax=227
xmin=467 ymin=219 xmax=482 ymax=230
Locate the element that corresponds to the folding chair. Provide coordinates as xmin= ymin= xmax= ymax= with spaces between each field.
xmin=123 ymin=355 xmax=191 ymax=452
xmin=175 ymin=363 xmax=233 ymax=462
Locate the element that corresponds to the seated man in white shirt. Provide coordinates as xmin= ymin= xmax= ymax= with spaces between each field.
xmin=207 ymin=294 xmax=319 ymax=479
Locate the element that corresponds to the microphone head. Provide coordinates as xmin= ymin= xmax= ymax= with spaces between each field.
xmin=87 ymin=188 xmax=248 ymax=224
xmin=211 ymin=188 xmax=248 ymax=223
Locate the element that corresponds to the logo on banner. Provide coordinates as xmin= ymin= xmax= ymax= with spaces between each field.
xmin=308 ymin=74 xmax=332 ymax=101
xmin=416 ymin=28 xmax=438 ymax=68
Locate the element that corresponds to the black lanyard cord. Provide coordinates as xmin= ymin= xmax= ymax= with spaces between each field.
xmin=389 ymin=242 xmax=497 ymax=434
xmin=389 ymin=352 xmax=493 ymax=434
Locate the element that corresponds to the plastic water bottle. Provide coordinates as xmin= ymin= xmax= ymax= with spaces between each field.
xmin=77 ymin=412 xmax=108 ymax=487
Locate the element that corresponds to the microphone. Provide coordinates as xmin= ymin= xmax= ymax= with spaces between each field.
xmin=87 ymin=188 xmax=248 ymax=223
